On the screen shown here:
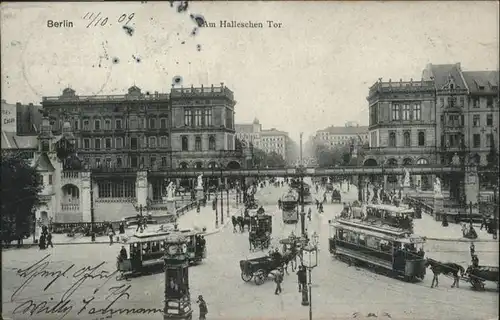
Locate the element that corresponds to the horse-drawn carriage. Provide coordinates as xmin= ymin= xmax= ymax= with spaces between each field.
xmin=465 ymin=265 xmax=499 ymax=291
xmin=249 ymin=211 xmax=272 ymax=251
xmin=331 ymin=189 xmax=341 ymax=203
xmin=239 ymin=255 xmax=282 ymax=285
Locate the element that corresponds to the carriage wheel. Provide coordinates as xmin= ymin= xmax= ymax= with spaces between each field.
xmin=241 ymin=272 xmax=252 ymax=282
xmin=254 ymin=270 xmax=266 ymax=285
xmin=470 ymin=277 xmax=483 ymax=290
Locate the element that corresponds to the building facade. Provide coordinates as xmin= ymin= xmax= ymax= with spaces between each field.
xmin=235 ymin=118 xmax=262 ymax=147
xmin=314 ymin=122 xmax=369 ymax=148
xmin=30 ymin=84 xmax=247 ymax=223
xmin=259 ymin=128 xmax=289 ymax=160
xmin=365 ymin=78 xmax=437 ymax=189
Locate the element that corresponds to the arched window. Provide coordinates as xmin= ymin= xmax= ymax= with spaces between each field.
xmin=195 ymin=136 xmax=202 ymax=151
xmin=182 ymin=136 xmax=189 ymax=151
xmin=418 ymin=131 xmax=425 ymax=146
xmin=389 ymin=132 xmax=396 ymax=147
xmin=416 ymin=158 xmax=428 ymax=165
xmin=403 ymin=131 xmax=411 ymax=147
xmin=208 ymin=136 xmax=216 ymax=151
xmin=195 ymin=162 xmax=203 ymax=169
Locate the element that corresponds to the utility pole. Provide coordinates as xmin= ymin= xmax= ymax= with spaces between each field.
xmin=299 ymin=132 xmax=306 ymax=236
xmin=90 ymin=179 xmax=95 ymax=242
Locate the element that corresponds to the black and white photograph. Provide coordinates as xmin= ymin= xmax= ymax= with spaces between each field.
xmin=1 ymin=1 xmax=498 ymax=320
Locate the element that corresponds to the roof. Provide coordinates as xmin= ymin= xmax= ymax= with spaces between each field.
xmin=423 ymin=63 xmax=467 ymax=90
xmin=317 ymin=125 xmax=368 ymax=135
xmin=235 ymin=124 xmax=255 ymax=133
xmin=261 ymin=128 xmax=288 ymax=136
xmin=331 ymin=219 xmax=424 ymax=243
xmin=34 ymin=153 xmax=55 ymax=172
xmin=367 ymin=204 xmax=415 ymax=214
xmin=462 ymin=71 xmax=499 ymax=94
xmin=1 ymin=131 xmax=38 ymax=149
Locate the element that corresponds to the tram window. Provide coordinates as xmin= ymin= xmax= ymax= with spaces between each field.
xmin=348 ymin=232 xmax=357 ymax=243
xmin=366 ymin=236 xmax=379 ymax=249
xmin=337 ymin=229 xmax=344 ymax=240
xmin=358 ymin=234 xmax=366 ymax=246
xmin=379 ymin=240 xmax=390 ymax=252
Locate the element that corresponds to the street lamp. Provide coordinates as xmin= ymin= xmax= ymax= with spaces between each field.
xmin=299 ymin=132 xmax=306 ymax=237
xmin=226 ymin=188 xmax=230 ymax=218
xmin=302 ymin=243 xmax=319 ymax=320
xmin=90 ymin=182 xmax=96 ymax=242
xmin=214 ymin=195 xmax=219 ymax=229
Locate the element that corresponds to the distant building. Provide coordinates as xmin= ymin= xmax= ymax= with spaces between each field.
xmin=1 ymin=100 xmax=17 ymax=132
xmin=260 ymin=128 xmax=290 ymax=160
xmin=235 ymin=118 xmax=262 ymax=147
xmin=16 ymin=102 xmax=43 ymax=135
xmin=314 ymin=122 xmax=369 ymax=148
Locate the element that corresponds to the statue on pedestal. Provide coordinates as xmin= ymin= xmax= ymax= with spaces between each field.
xmin=165 ymin=182 xmax=176 ymax=200
xmin=433 ymin=177 xmax=442 ymax=197
xmin=197 ymin=174 xmax=204 ymax=189
xmin=403 ymin=168 xmax=410 ymax=187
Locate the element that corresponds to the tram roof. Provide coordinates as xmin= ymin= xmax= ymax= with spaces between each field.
xmin=130 ymin=231 xmax=172 ymax=242
xmin=330 ymin=220 xmax=425 ymax=243
xmin=366 ymin=204 xmax=414 ymax=214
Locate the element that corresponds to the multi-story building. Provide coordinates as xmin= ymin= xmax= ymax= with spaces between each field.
xmin=365 ymin=78 xmax=437 ymax=189
xmin=235 ymin=118 xmax=262 ymax=147
xmin=259 ymin=128 xmax=289 ymax=160
xmin=314 ymin=122 xmax=369 ymax=148
xmin=33 ymin=84 xmax=246 ymax=223
xmin=16 ymin=102 xmax=43 ymax=135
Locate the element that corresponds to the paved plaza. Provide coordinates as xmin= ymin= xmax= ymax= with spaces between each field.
xmin=2 ymin=184 xmax=498 ymax=320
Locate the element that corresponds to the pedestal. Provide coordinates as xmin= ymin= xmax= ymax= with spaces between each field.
xmin=196 ymin=187 xmax=204 ymax=201
xmin=164 ymin=197 xmax=176 ymax=216
xmin=433 ymin=194 xmax=444 ymax=220
xmin=403 ymin=186 xmax=411 ymax=199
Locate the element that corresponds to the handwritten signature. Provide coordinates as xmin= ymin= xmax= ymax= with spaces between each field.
xmin=11 ymin=255 xmax=162 ymax=319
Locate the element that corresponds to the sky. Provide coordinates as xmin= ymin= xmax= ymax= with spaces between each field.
xmin=1 ymin=1 xmax=498 ymax=142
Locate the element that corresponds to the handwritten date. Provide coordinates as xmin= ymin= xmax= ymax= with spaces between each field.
xmin=83 ymin=12 xmax=135 ymax=28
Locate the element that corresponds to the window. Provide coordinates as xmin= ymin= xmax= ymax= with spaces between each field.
xmin=418 ymin=131 xmax=425 ymax=146
xmin=150 ymin=157 xmax=156 ymax=167
xmin=391 ymin=104 xmax=399 ymax=120
xmin=205 ymin=109 xmax=212 ymax=126
xmin=149 ymin=136 xmax=156 ymax=148
xmin=402 ymin=104 xmax=410 ymax=120
xmin=95 ymin=138 xmax=101 ymax=150
xmin=388 ymin=132 xmax=396 ymax=147
xmin=161 ymin=157 xmax=167 ymax=167
xmin=473 ymin=115 xmax=480 ymax=127
xmin=440 ymin=97 xmax=444 ymax=107
xmin=95 ymin=158 xmax=101 ymax=168
xmin=129 ymin=118 xmax=138 ymax=129
xmin=116 ymin=119 xmax=122 ymax=129
xmin=486 ymin=134 xmax=493 ymax=148
xmin=116 ymin=137 xmax=123 ymax=149
xmin=184 ymin=110 xmax=192 ymax=126
xmin=403 ymin=131 xmax=411 ymax=147
xmin=195 ymin=110 xmax=202 ymax=126
xmin=413 ymin=104 xmax=421 ymax=120
xmin=116 ymin=157 xmax=122 ymax=168
xmin=473 ymin=134 xmax=481 ymax=148
xmin=83 ymin=120 xmax=90 ymax=131
xmin=131 ymin=156 xmax=138 ymax=168
xmin=149 ymin=118 xmax=155 ymax=129
xmin=182 ymin=136 xmax=189 ymax=151
xmin=459 ymin=97 xmax=465 ymax=107
xmin=131 ymin=137 xmax=138 ymax=150
xmin=440 ymin=114 xmax=445 ymax=124
xmin=94 ymin=119 xmax=101 ymax=130
xmin=84 ymin=139 xmax=90 ymax=149
xmin=74 ymin=120 xmax=79 ymax=130
xmin=473 ymin=97 xmax=479 ymax=108
xmin=160 ymin=136 xmax=168 ymax=147
xmin=487 ymin=114 xmax=493 ymax=126
xmin=105 ymin=158 xmax=111 ymax=168
xmin=105 ymin=138 xmax=112 ymax=149
xmin=160 ymin=118 xmax=167 ymax=129
xmin=105 ymin=119 xmax=111 ymax=130
xmin=195 ymin=136 xmax=202 ymax=151
xmin=487 ymin=97 xmax=493 ymax=107
xmin=209 ymin=136 xmax=216 ymax=150
xmin=48 ymin=174 xmax=53 ymax=185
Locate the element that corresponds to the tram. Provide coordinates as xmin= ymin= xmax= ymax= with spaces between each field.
xmin=282 ymin=189 xmax=299 ymax=224
xmin=329 ymin=204 xmax=426 ymax=282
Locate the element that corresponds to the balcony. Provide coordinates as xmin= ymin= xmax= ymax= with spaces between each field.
xmin=63 ymin=171 xmax=79 ymax=179
xmin=61 ymin=203 xmax=80 ymax=212
xmin=368 ymin=79 xmax=435 ymax=98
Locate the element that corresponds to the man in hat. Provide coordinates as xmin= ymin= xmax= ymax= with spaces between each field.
xmin=196 ymin=295 xmax=208 ymax=320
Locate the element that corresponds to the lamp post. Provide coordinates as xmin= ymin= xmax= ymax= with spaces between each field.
xmin=299 ymin=132 xmax=306 ymax=237
xmin=214 ymin=195 xmax=219 ymax=229
xmin=220 ymin=177 xmax=224 ymax=226
xmin=226 ymin=188 xmax=230 ymax=218
xmin=302 ymin=237 xmax=319 ymax=320
xmin=90 ymin=182 xmax=96 ymax=242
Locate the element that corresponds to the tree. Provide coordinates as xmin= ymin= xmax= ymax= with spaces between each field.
xmin=1 ymin=152 xmax=43 ymax=244
xmin=251 ymin=148 xmax=286 ymax=168
xmin=266 ymin=151 xmax=287 ymax=168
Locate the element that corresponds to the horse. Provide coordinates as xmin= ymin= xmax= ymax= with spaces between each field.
xmin=425 ymin=258 xmax=465 ymax=288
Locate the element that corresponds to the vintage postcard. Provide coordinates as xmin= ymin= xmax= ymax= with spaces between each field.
xmin=1 ymin=1 xmax=498 ymax=320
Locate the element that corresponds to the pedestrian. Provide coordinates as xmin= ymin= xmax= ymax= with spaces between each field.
xmin=274 ymin=267 xmax=283 ymax=295
xmin=196 ymin=295 xmax=208 ymax=320
xmin=120 ymin=245 xmax=128 ymax=260
xmin=470 ymin=242 xmax=475 ymax=257
xmin=108 ymin=226 xmax=114 ymax=245
xmin=297 ymin=265 xmax=307 ymax=292
xmin=46 ymin=232 xmax=54 ymax=248
xmin=480 ymin=216 xmax=487 ymax=230
xmin=39 ymin=233 xmax=46 ymax=250
xmin=307 ymin=207 xmax=312 ymax=221
xmin=119 ymin=221 xmax=125 ymax=234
